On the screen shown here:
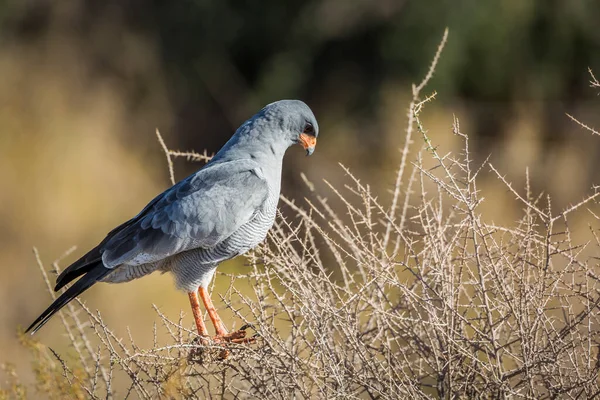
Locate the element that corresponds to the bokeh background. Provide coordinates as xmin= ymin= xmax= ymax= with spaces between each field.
xmin=1 ymin=0 xmax=600 ymax=382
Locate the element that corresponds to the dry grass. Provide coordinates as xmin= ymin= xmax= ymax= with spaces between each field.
xmin=4 ymin=32 xmax=600 ymax=399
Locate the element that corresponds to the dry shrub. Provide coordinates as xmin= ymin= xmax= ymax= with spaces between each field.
xmin=6 ymin=30 xmax=600 ymax=399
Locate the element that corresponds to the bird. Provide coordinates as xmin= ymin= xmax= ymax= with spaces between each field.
xmin=26 ymin=99 xmax=319 ymax=344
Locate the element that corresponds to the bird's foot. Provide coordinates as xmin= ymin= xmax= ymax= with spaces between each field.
xmin=213 ymin=324 xmax=258 ymax=345
xmin=188 ymin=324 xmax=259 ymax=363
xmin=213 ymin=325 xmax=259 ymax=359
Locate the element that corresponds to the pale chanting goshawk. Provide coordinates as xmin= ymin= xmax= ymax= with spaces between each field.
xmin=27 ymin=100 xmax=318 ymax=344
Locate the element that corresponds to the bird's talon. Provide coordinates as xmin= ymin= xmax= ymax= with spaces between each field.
xmin=192 ymin=335 xmax=210 ymax=346
xmin=230 ymin=336 xmax=257 ymax=345
xmin=239 ymin=323 xmax=254 ymax=331
xmin=213 ymin=329 xmax=247 ymax=342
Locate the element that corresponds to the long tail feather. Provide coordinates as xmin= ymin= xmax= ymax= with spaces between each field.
xmin=54 ymin=258 xmax=100 ymax=291
xmin=26 ymin=265 xmax=111 ymax=334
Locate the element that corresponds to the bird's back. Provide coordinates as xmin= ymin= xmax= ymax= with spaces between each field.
xmin=103 ymin=179 xmax=280 ymax=290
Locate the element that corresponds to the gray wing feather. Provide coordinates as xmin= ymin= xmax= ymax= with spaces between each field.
xmin=101 ymin=159 xmax=269 ymax=267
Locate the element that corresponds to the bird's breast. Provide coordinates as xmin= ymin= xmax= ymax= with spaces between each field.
xmin=186 ymin=188 xmax=279 ymax=265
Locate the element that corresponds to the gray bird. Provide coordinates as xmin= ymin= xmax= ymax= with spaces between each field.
xmin=27 ymin=100 xmax=318 ymax=343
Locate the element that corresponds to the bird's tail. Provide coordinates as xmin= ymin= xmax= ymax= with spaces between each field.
xmin=26 ymin=264 xmax=112 ymax=334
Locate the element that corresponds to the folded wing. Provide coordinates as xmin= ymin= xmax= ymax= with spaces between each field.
xmin=101 ymin=159 xmax=269 ymax=268
xmin=27 ymin=159 xmax=269 ymax=334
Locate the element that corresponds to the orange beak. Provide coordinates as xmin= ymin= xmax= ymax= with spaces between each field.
xmin=299 ymin=133 xmax=317 ymax=156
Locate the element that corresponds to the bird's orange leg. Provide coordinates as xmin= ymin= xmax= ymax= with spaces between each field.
xmin=188 ymin=291 xmax=209 ymax=337
xmin=198 ymin=286 xmax=228 ymax=336
xmin=198 ymin=287 xmax=253 ymax=344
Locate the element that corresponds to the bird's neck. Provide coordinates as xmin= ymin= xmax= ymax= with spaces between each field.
xmin=212 ymin=122 xmax=290 ymax=163
xmin=210 ymin=133 xmax=287 ymax=187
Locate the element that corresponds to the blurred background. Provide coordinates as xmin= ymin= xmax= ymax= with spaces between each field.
xmin=1 ymin=0 xmax=600 ymax=382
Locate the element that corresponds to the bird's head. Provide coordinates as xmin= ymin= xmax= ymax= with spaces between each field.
xmin=214 ymin=100 xmax=319 ymax=164
xmin=259 ymin=100 xmax=319 ymax=156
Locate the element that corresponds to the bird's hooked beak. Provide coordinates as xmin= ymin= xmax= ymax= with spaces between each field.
xmin=299 ymin=133 xmax=317 ymax=156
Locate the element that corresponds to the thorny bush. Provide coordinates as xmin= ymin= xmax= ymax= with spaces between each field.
xmin=4 ymin=30 xmax=600 ymax=399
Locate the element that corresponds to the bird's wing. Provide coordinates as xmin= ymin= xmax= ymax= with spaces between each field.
xmin=53 ymin=158 xmax=269 ymax=291
xmin=30 ymin=159 xmax=269 ymax=335
xmin=100 ymin=159 xmax=270 ymax=267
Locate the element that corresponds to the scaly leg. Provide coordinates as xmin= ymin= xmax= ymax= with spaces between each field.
xmin=198 ymin=287 xmax=254 ymax=344
xmin=188 ymin=291 xmax=209 ymax=337
xmin=198 ymin=287 xmax=228 ymax=336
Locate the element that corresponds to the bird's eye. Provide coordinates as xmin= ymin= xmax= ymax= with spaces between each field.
xmin=303 ymin=123 xmax=315 ymax=135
